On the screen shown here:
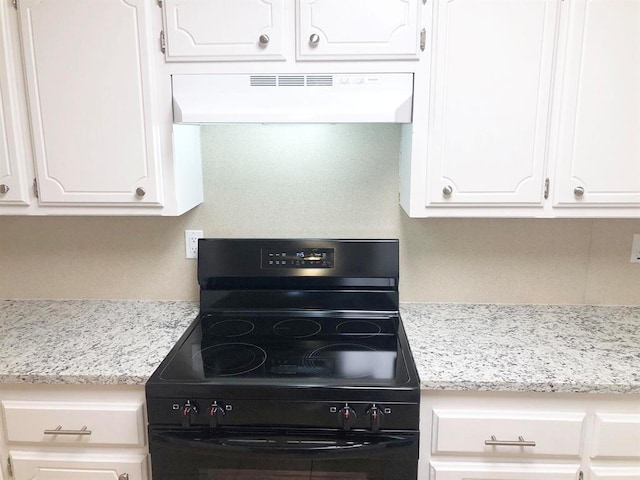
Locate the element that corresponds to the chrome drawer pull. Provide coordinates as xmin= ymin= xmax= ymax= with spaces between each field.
xmin=485 ymin=435 xmax=536 ymax=447
xmin=44 ymin=425 xmax=92 ymax=436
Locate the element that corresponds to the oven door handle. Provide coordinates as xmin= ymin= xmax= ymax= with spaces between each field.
xmin=151 ymin=430 xmax=416 ymax=456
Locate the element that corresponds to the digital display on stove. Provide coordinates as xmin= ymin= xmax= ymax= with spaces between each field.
xmin=262 ymin=248 xmax=334 ymax=269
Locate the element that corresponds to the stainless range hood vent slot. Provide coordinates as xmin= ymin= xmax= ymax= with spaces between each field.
xmin=306 ymin=75 xmax=333 ymax=86
xmin=278 ymin=75 xmax=305 ymax=86
xmin=250 ymin=75 xmax=277 ymax=87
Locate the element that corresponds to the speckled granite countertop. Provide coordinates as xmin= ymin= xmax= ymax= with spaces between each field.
xmin=401 ymin=303 xmax=640 ymax=394
xmin=0 ymin=300 xmax=198 ymax=385
xmin=0 ymin=300 xmax=638 ymax=393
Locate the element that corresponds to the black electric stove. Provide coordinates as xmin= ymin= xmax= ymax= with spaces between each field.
xmin=146 ymin=239 xmax=420 ymax=480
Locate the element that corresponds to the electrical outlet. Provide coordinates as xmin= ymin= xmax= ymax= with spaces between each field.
xmin=185 ymin=230 xmax=203 ymax=259
xmin=631 ymin=234 xmax=640 ymax=263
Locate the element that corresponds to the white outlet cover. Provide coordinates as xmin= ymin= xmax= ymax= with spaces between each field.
xmin=185 ymin=230 xmax=204 ymax=259
xmin=631 ymin=234 xmax=640 ymax=263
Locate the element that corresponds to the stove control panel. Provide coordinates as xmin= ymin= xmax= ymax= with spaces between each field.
xmin=148 ymin=398 xmax=418 ymax=432
xmin=262 ymin=248 xmax=334 ymax=269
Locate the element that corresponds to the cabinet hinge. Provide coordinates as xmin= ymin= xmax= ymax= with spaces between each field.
xmin=32 ymin=178 xmax=39 ymax=199
xmin=544 ymin=177 xmax=550 ymax=200
xmin=7 ymin=456 xmax=13 ymax=478
xmin=160 ymin=30 xmax=166 ymax=54
xmin=420 ymin=28 xmax=426 ymax=52
xmin=12 ymin=0 xmax=17 ymax=10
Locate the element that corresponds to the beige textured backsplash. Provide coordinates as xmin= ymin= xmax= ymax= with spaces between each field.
xmin=1 ymin=124 xmax=639 ymax=304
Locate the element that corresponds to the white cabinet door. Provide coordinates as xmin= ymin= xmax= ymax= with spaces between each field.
xmin=10 ymin=451 xmax=146 ymax=480
xmin=589 ymin=467 xmax=640 ymax=480
xmin=553 ymin=0 xmax=640 ymax=207
xmin=425 ymin=0 xmax=559 ymax=206
xmin=591 ymin=413 xmax=640 ymax=459
xmin=18 ymin=0 xmax=162 ymax=206
xmin=162 ymin=0 xmax=286 ymax=61
xmin=429 ymin=462 xmax=580 ymax=480
xmin=0 ymin=0 xmax=30 ymax=206
xmin=296 ymin=0 xmax=421 ymax=60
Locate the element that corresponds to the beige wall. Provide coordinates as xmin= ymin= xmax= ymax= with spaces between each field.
xmin=1 ymin=124 xmax=639 ymax=304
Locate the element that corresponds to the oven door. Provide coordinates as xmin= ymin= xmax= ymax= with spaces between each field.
xmin=149 ymin=427 xmax=419 ymax=480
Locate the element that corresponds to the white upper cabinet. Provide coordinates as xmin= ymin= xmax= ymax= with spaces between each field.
xmin=161 ymin=0 xmax=423 ymax=62
xmin=18 ymin=0 xmax=163 ymax=206
xmin=0 ymin=0 xmax=30 ymax=206
xmin=425 ymin=0 xmax=559 ymax=206
xmin=400 ymin=0 xmax=640 ymax=217
xmin=296 ymin=0 xmax=422 ymax=60
xmin=162 ymin=0 xmax=286 ymax=61
xmin=552 ymin=0 xmax=640 ymax=208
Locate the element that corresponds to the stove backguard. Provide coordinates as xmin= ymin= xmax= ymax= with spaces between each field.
xmin=197 ymin=239 xmax=400 ymax=312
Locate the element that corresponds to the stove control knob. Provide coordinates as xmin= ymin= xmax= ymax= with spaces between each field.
xmin=181 ymin=401 xmax=198 ymax=428
xmin=338 ymin=404 xmax=357 ymax=431
xmin=208 ymin=402 xmax=225 ymax=428
xmin=366 ymin=404 xmax=384 ymax=432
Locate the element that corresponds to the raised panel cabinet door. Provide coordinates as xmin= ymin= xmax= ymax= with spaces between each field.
xmin=591 ymin=413 xmax=640 ymax=459
xmin=0 ymin=0 xmax=30 ymax=206
xmin=429 ymin=462 xmax=580 ymax=480
xmin=425 ymin=0 xmax=559 ymax=206
xmin=553 ymin=0 xmax=640 ymax=207
xmin=162 ymin=0 xmax=286 ymax=61
xmin=296 ymin=0 xmax=421 ymax=60
xmin=10 ymin=451 xmax=146 ymax=480
xmin=18 ymin=0 xmax=162 ymax=206
xmin=590 ymin=467 xmax=640 ymax=480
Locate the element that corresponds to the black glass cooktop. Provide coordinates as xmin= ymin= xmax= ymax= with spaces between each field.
xmin=157 ymin=312 xmax=411 ymax=386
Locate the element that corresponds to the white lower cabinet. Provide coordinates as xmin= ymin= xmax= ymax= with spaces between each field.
xmin=429 ymin=462 xmax=579 ymax=480
xmin=0 ymin=385 xmax=148 ymax=480
xmin=9 ymin=451 xmax=147 ymax=480
xmin=420 ymin=391 xmax=640 ymax=480
xmin=589 ymin=467 xmax=640 ymax=480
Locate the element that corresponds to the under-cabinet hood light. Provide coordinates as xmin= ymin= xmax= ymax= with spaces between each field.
xmin=172 ymin=73 xmax=414 ymax=124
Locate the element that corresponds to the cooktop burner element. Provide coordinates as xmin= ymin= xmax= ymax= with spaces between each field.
xmin=200 ymin=343 xmax=267 ymax=376
xmin=208 ymin=319 xmax=255 ymax=337
xmin=336 ymin=320 xmax=382 ymax=338
xmin=273 ymin=319 xmax=322 ymax=338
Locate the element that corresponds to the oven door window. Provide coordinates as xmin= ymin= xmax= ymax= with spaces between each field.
xmin=149 ymin=428 xmax=419 ymax=480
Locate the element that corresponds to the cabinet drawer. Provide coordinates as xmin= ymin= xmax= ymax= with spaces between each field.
xmin=1 ymin=401 xmax=145 ymax=446
xmin=592 ymin=414 xmax=640 ymax=459
xmin=432 ymin=410 xmax=586 ymax=457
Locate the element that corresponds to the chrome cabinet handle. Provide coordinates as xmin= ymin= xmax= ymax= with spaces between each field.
xmin=309 ymin=33 xmax=320 ymax=46
xmin=44 ymin=425 xmax=92 ymax=436
xmin=442 ymin=185 xmax=453 ymax=197
xmin=258 ymin=34 xmax=269 ymax=45
xmin=118 ymin=474 xmax=129 ymax=480
xmin=0 ymin=184 xmax=9 ymax=194
xmin=485 ymin=435 xmax=536 ymax=447
xmin=135 ymin=187 xmax=146 ymax=198
xmin=574 ymin=186 xmax=585 ymax=197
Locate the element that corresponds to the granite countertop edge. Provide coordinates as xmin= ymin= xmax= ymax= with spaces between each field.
xmin=1 ymin=300 xmax=638 ymax=395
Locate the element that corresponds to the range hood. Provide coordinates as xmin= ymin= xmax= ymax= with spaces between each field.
xmin=172 ymin=73 xmax=414 ymax=124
